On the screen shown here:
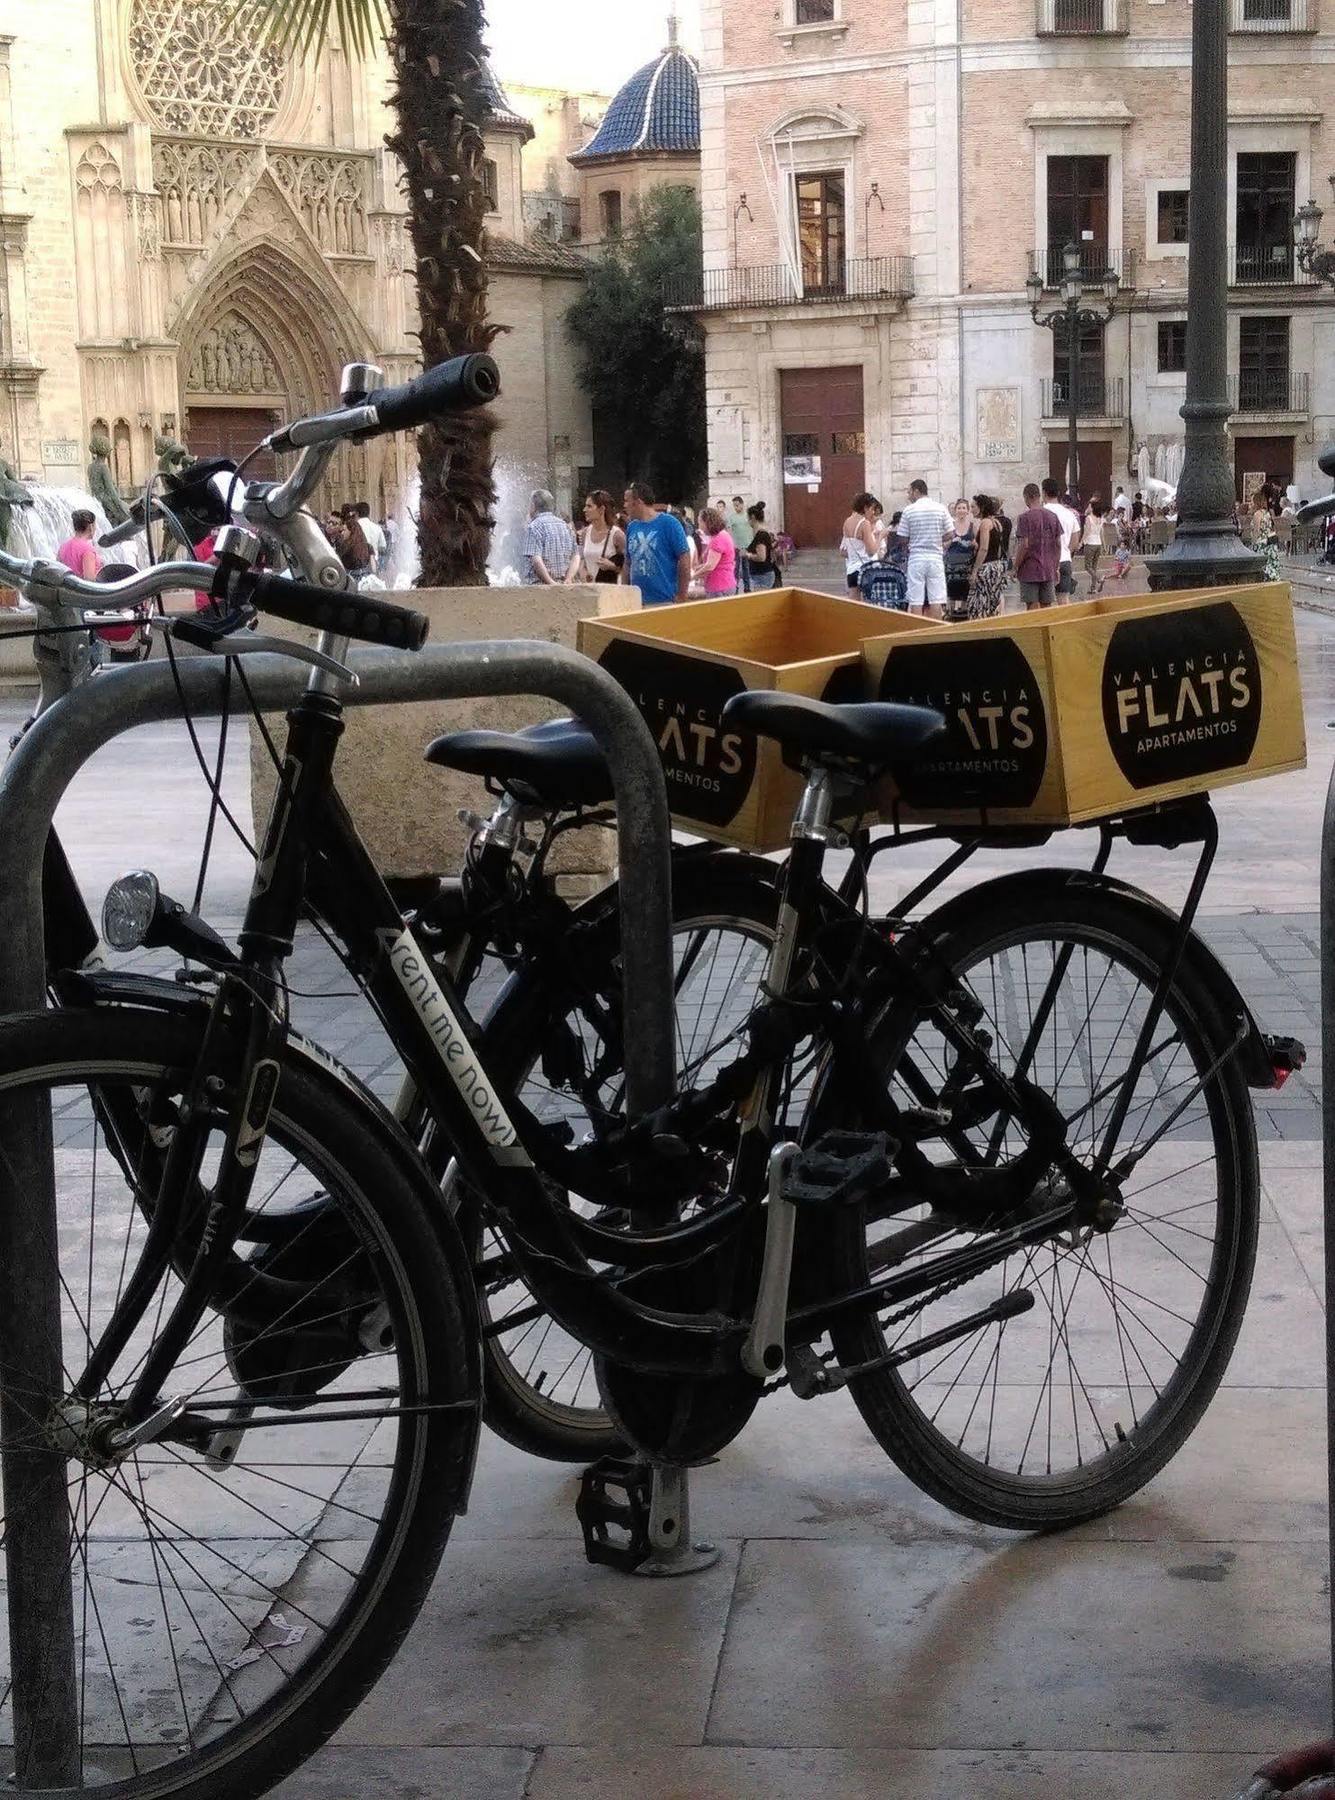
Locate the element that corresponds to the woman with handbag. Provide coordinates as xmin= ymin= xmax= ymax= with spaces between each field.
xmin=567 ymin=490 xmax=626 ymax=584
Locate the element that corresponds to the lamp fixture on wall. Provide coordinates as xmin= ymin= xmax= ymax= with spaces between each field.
xmin=864 ymin=180 xmax=884 ymax=246
xmin=732 ymin=191 xmax=753 ymax=263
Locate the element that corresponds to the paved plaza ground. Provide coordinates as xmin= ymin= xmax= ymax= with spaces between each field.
xmin=19 ymin=600 xmax=1335 ymax=1798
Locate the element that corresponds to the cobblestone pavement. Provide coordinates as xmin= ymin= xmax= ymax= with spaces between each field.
xmin=7 ymin=602 xmax=1335 ymax=1800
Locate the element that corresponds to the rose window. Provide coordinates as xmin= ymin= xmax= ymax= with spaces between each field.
xmin=127 ymin=0 xmax=289 ymax=140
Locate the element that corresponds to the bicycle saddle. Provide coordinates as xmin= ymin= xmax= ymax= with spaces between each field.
xmin=722 ymin=691 xmax=947 ymax=767
xmin=424 ymin=717 xmax=614 ymax=809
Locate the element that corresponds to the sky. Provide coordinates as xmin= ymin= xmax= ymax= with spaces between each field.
xmin=484 ymin=0 xmax=702 ymax=94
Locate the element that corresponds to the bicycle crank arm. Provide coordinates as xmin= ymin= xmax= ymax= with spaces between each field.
xmin=741 ymin=1144 xmax=800 ymax=1379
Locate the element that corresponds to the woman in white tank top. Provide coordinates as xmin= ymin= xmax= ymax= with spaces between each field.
xmin=566 ymin=489 xmax=626 ymax=584
xmin=840 ymin=491 xmax=881 ymax=593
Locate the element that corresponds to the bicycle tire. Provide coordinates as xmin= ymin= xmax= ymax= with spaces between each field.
xmin=0 ymin=1005 xmax=479 ymax=1800
xmin=821 ymin=878 xmax=1259 ymax=1532
xmin=465 ymin=853 xmax=783 ymax=1463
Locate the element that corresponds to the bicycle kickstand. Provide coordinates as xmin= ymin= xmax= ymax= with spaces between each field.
xmin=576 ymin=1456 xmax=720 ymax=1578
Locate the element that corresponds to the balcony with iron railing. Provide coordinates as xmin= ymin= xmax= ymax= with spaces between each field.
xmin=1036 ymin=0 xmax=1129 ymax=34
xmin=1229 ymin=242 xmax=1318 ymax=286
xmin=1027 ymin=247 xmax=1136 ymax=292
xmin=662 ymin=255 xmax=915 ymax=313
xmin=1229 ymin=0 xmax=1315 ymax=31
xmin=1040 ymin=375 xmax=1126 ymax=419
xmin=1228 ymin=371 xmax=1310 ymax=414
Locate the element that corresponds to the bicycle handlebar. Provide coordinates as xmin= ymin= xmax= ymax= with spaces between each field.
xmin=270 ymin=354 xmax=499 ymax=454
xmin=1297 ymin=492 xmax=1335 ymax=525
xmin=235 ymin=571 xmax=430 ymax=651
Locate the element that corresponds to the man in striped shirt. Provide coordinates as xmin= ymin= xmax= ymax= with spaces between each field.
xmin=523 ymin=490 xmax=577 ymax=586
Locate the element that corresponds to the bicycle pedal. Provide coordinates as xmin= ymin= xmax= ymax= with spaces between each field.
xmin=781 ymin=1132 xmax=893 ymax=1208
xmin=575 ymin=1457 xmax=653 ymax=1573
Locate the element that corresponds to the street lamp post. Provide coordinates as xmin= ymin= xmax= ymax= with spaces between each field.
xmin=1295 ymin=175 xmax=1335 ymax=287
xmin=1027 ymin=243 xmax=1120 ymax=497
xmin=1147 ymin=0 xmax=1265 ymax=590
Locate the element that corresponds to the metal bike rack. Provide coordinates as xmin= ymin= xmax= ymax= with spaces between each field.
xmin=1324 ymin=755 xmax=1335 ymax=1741
xmin=0 ymin=641 xmax=682 ymax=1785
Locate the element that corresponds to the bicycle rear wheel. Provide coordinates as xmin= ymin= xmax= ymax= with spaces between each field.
xmin=825 ymin=878 xmax=1259 ymax=1531
xmin=464 ymin=854 xmax=782 ymax=1462
xmin=0 ymin=1007 xmax=478 ymax=1799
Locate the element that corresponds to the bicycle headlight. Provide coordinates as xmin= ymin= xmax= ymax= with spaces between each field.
xmin=102 ymin=870 xmax=161 ymax=952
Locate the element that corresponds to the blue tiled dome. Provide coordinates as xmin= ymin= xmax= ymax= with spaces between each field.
xmin=572 ymin=38 xmax=699 ymax=164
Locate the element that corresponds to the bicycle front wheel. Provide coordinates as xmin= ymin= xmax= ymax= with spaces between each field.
xmin=827 ymin=878 xmax=1260 ymax=1531
xmin=0 ymin=1007 xmax=478 ymax=1799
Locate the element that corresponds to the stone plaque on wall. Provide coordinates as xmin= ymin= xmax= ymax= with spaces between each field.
xmin=976 ymin=387 xmax=1021 ymax=465
xmin=41 ymin=439 xmax=80 ymax=468
xmin=712 ymin=406 xmax=745 ymax=476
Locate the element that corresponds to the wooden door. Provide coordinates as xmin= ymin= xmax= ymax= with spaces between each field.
xmin=779 ymin=365 xmax=865 ymax=552
xmin=1046 ymin=155 xmax=1108 ymax=283
xmin=1048 ymin=438 xmax=1111 ymax=506
xmin=1234 ymin=434 xmax=1294 ymax=500
xmin=186 ymin=406 xmax=280 ymax=480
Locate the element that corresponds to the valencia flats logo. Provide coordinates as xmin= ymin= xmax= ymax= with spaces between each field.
xmin=877 ymin=638 xmax=1048 ymax=810
xmin=597 ymin=638 xmax=758 ymax=828
xmin=1100 ymin=602 xmax=1262 ymax=789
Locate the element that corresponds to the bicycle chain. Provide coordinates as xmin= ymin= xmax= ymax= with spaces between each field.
xmin=762 ymin=1253 xmax=997 ymax=1396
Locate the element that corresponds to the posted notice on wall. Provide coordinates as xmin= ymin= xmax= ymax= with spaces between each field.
xmin=784 ymin=454 xmax=821 ymax=485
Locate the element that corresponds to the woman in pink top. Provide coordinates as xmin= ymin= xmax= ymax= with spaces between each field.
xmin=55 ymin=509 xmax=103 ymax=582
xmin=697 ymin=504 xmax=737 ymax=597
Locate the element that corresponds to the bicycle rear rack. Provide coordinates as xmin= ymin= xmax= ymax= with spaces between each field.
xmin=0 ymin=640 xmax=681 ymax=1785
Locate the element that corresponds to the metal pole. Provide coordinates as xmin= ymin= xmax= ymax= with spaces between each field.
xmin=1147 ymin=0 xmax=1265 ymax=589
xmin=1067 ymin=296 xmax=1080 ymax=497
xmin=0 ymin=642 xmax=679 ymax=1765
xmin=1323 ymin=754 xmax=1335 ymax=1734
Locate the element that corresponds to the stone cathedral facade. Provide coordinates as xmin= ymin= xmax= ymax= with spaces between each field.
xmin=0 ymin=0 xmax=593 ymax=516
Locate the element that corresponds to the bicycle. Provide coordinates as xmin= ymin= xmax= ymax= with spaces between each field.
xmin=0 ymin=383 xmax=1304 ymax=1795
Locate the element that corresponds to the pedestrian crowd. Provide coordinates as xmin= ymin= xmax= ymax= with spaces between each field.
xmin=521 ymin=485 xmax=790 ymax=607
xmin=323 ymin=499 xmax=398 ymax=588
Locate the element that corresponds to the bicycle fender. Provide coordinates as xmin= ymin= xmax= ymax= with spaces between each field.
xmin=908 ymin=866 xmax=1287 ymax=1091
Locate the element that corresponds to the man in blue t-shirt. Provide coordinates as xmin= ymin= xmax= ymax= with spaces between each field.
xmin=621 ymin=481 xmax=692 ymax=607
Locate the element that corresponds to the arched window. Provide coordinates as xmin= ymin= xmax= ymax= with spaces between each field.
xmin=599 ymin=189 xmax=623 ymax=239
xmin=481 ymin=158 xmax=500 ymax=214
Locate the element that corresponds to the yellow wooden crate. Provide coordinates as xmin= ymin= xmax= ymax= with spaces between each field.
xmin=863 ymin=582 xmax=1307 ymax=827
xmin=578 ymin=587 xmax=943 ymax=849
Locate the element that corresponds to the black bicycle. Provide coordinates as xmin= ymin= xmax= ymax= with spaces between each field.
xmin=0 ymin=378 xmax=1302 ymax=1796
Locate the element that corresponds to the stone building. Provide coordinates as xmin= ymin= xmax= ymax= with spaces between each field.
xmin=686 ymin=0 xmax=1335 ymax=544
xmin=0 ymin=0 xmax=597 ymax=516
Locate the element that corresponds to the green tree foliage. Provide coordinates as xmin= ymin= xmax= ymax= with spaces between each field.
xmin=565 ymin=186 xmax=707 ymax=503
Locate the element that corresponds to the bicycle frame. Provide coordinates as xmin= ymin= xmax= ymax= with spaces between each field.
xmin=114 ymin=674 xmax=1165 ymax=1429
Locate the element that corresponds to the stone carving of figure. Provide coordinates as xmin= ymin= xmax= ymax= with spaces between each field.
xmin=350 ymin=195 xmax=366 ymax=252
xmin=200 ymin=337 xmax=218 ymax=389
xmin=248 ymin=346 xmax=264 ymax=390
xmin=334 ymin=197 xmax=349 ymax=253
xmin=166 ymin=187 xmax=184 ymax=243
xmin=88 ymin=431 xmax=130 ymax=527
xmin=185 ymin=189 xmax=202 ymax=242
xmin=315 ymin=195 xmax=330 ymax=246
xmin=219 ymin=334 xmax=237 ymax=389
xmin=155 ymin=433 xmax=190 ymax=479
xmin=0 ymin=442 xmax=33 ymax=553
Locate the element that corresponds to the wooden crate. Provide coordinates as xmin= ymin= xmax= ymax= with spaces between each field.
xmin=863 ymin=582 xmax=1307 ymax=827
xmin=579 ymin=588 xmax=943 ymax=849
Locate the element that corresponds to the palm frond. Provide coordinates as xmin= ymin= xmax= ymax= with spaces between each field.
xmin=242 ymin=0 xmax=388 ymax=61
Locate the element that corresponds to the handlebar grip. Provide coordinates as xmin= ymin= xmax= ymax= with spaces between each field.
xmin=365 ymin=354 xmax=500 ymax=435
xmin=241 ymin=571 xmax=431 ymax=651
xmin=1318 ymin=446 xmax=1335 ymax=480
xmin=99 ymin=515 xmax=144 ymax=548
xmin=1297 ymin=492 xmax=1335 ymax=526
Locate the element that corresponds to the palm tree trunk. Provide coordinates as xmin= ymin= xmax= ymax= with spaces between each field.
xmin=384 ymin=0 xmax=496 ymax=587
